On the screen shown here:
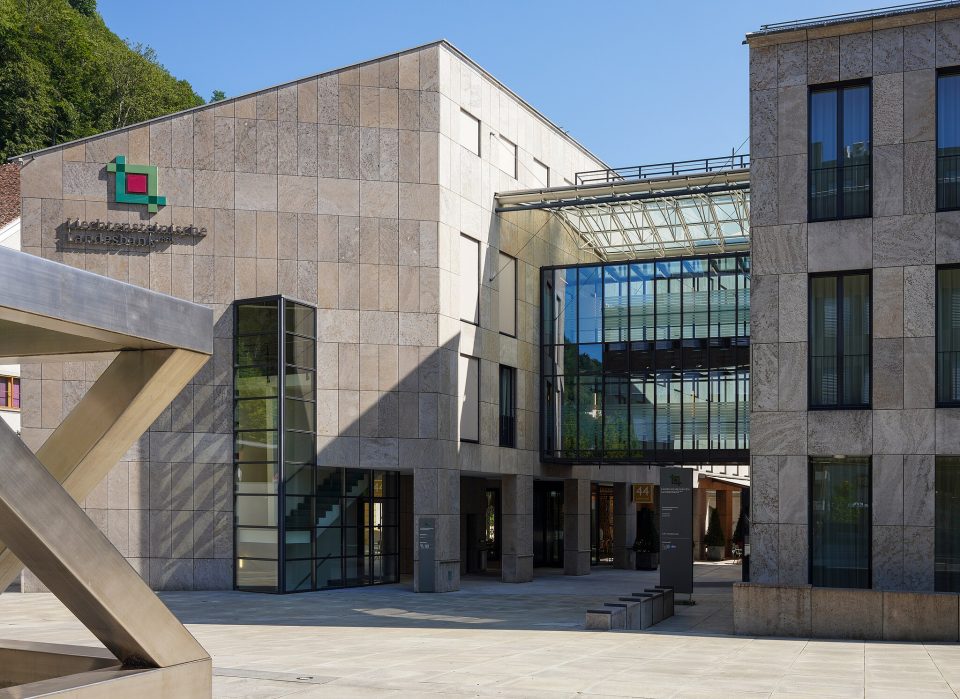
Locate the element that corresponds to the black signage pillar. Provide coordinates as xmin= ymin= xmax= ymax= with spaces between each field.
xmin=417 ymin=517 xmax=436 ymax=592
xmin=659 ymin=467 xmax=694 ymax=596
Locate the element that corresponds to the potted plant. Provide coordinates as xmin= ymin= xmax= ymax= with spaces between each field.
xmin=633 ymin=507 xmax=659 ymax=570
xmin=704 ymin=508 xmax=725 ymax=561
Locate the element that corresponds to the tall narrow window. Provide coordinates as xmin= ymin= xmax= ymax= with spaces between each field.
xmin=809 ymin=83 xmax=871 ymax=221
xmin=532 ymin=158 xmax=550 ymax=188
xmin=809 ymin=272 xmax=871 ymax=408
xmin=936 ymin=456 xmax=960 ymax=592
xmin=499 ymin=365 xmax=516 ymax=448
xmin=459 ymin=109 xmax=481 ymax=156
xmin=810 ymin=457 xmax=871 ymax=589
xmin=498 ymin=252 xmax=516 ymax=336
xmin=459 ymin=234 xmax=480 ymax=324
xmin=495 ymin=136 xmax=518 ymax=179
xmin=937 ymin=266 xmax=960 ymax=405
xmin=459 ymin=355 xmax=480 ymax=442
xmin=938 ymin=71 xmax=960 ymax=210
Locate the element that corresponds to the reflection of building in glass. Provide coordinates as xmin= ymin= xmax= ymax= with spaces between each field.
xmin=541 ymin=254 xmax=750 ymax=463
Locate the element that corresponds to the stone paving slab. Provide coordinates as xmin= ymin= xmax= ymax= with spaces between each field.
xmin=0 ymin=563 xmax=956 ymax=698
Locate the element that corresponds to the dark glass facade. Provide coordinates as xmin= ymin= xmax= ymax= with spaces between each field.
xmin=937 ymin=266 xmax=960 ymax=406
xmin=936 ymin=456 xmax=960 ymax=592
xmin=233 ymin=296 xmax=398 ymax=593
xmin=809 ymin=272 xmax=871 ymax=409
xmin=937 ymin=71 xmax=960 ymax=211
xmin=809 ymin=457 xmax=871 ymax=589
xmin=540 ymin=253 xmax=750 ymax=463
xmin=809 ymin=83 xmax=871 ymax=220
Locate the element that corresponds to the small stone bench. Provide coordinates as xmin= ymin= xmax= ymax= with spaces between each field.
xmin=618 ymin=597 xmax=652 ymax=629
xmin=585 ymin=607 xmax=625 ymax=630
xmin=634 ymin=590 xmax=663 ymax=624
xmin=648 ymin=587 xmax=674 ymax=618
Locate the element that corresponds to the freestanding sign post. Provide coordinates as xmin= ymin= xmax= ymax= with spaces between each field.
xmin=417 ymin=517 xmax=436 ymax=592
xmin=659 ymin=467 xmax=694 ymax=597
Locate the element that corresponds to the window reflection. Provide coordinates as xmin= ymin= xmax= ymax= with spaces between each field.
xmin=541 ymin=254 xmax=750 ymax=461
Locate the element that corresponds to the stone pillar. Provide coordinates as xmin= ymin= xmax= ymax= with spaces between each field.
xmin=413 ymin=464 xmax=460 ymax=592
xmin=501 ymin=474 xmax=533 ymax=583
xmin=563 ymin=478 xmax=590 ymax=575
xmin=613 ymin=482 xmax=636 ymax=570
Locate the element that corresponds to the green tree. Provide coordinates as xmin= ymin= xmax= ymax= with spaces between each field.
xmin=210 ymin=89 xmax=226 ymax=102
xmin=0 ymin=0 xmax=203 ymax=160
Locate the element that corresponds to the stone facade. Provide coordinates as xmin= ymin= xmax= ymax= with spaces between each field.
xmin=747 ymin=7 xmax=960 ymax=591
xmin=16 ymin=41 xmax=659 ymax=592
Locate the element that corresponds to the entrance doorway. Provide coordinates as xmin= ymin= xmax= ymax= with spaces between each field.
xmin=533 ymin=480 xmax=563 ymax=567
xmin=591 ymin=483 xmax=615 ymax=566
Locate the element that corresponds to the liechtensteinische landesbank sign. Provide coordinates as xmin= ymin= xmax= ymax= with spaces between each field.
xmin=58 ymin=154 xmax=206 ymax=249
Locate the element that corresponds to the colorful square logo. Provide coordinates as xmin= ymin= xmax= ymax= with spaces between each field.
xmin=106 ymin=155 xmax=166 ymax=213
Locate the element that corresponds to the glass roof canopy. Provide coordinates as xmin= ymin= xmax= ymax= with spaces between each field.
xmin=495 ymin=166 xmax=750 ymax=261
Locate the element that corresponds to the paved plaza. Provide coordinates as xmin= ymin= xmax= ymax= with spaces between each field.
xmin=0 ymin=563 xmax=957 ymax=698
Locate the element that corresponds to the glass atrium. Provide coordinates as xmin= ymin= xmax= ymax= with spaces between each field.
xmin=541 ymin=253 xmax=750 ymax=463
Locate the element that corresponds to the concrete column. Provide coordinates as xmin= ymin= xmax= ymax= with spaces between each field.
xmin=613 ymin=482 xmax=636 ymax=570
xmin=563 ymin=478 xmax=590 ymax=575
xmin=413 ymin=464 xmax=460 ymax=592
xmin=501 ymin=474 xmax=533 ymax=583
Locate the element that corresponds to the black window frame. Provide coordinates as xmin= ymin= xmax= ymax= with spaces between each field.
xmin=808 ymin=79 xmax=873 ymax=223
xmin=936 ymin=263 xmax=960 ymax=407
xmin=807 ymin=270 xmax=873 ymax=410
xmin=499 ymin=364 xmax=517 ymax=448
xmin=937 ymin=68 xmax=960 ymax=212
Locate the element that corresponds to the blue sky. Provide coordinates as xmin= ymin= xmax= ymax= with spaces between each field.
xmin=99 ymin=0 xmax=884 ymax=167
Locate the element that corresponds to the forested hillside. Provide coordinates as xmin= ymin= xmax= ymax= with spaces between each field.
xmin=0 ymin=0 xmax=204 ymax=160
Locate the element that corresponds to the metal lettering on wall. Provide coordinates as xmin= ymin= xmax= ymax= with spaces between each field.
xmin=417 ymin=517 xmax=436 ymax=593
xmin=660 ymin=467 xmax=693 ymax=595
xmin=59 ymin=219 xmax=207 ymax=249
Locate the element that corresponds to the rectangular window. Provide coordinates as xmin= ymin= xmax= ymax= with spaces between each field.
xmin=937 ymin=266 xmax=960 ymax=405
xmin=810 ymin=457 xmax=871 ymax=589
xmin=809 ymin=272 xmax=871 ymax=408
xmin=532 ymin=158 xmax=550 ymax=188
xmin=0 ymin=376 xmax=18 ymax=410
xmin=809 ymin=82 xmax=871 ymax=221
xmin=498 ymin=252 xmax=516 ymax=336
xmin=938 ymin=71 xmax=960 ymax=211
xmin=495 ymin=136 xmax=518 ymax=179
xmin=459 ymin=109 xmax=481 ymax=156
xmin=459 ymin=355 xmax=480 ymax=442
xmin=499 ymin=365 xmax=516 ymax=448
xmin=936 ymin=456 xmax=960 ymax=592
xmin=459 ymin=234 xmax=480 ymax=324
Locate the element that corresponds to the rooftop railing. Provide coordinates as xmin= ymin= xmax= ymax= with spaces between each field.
xmin=750 ymin=1 xmax=960 ymax=37
xmin=575 ymin=153 xmax=750 ymax=186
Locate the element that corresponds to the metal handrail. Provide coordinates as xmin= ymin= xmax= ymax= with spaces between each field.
xmin=751 ymin=1 xmax=959 ymax=36
xmin=575 ymin=154 xmax=750 ymax=186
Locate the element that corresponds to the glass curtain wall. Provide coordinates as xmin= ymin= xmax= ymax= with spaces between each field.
xmin=809 ymin=83 xmax=871 ymax=220
xmin=936 ymin=456 xmax=960 ymax=592
xmin=541 ymin=253 xmax=749 ymax=462
xmin=234 ymin=296 xmax=398 ymax=593
xmin=810 ymin=457 xmax=871 ymax=588
xmin=937 ymin=266 xmax=960 ymax=405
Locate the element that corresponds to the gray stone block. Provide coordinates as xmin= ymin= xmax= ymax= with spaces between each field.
xmin=808 ymin=410 xmax=872 ymax=456
xmin=778 ymin=342 xmax=807 ymax=412
xmin=872 ymin=267 xmax=904 ymax=339
xmin=903 ymin=265 xmax=935 ymax=337
xmin=777 ymin=524 xmax=807 ymax=585
xmin=752 ymin=411 xmax=806 ymax=456
xmin=778 ymin=41 xmax=807 ymax=86
xmin=751 ymin=89 xmax=777 ymax=159
xmin=750 ymin=45 xmax=777 ymax=90
xmin=873 ymin=27 xmax=903 ymax=75
xmin=903 ymin=526 xmax=935 ymax=590
xmin=750 ymin=274 xmax=779 ymax=345
xmin=882 ymin=591 xmax=958 ymax=641
xmin=808 ymin=219 xmax=872 ymax=273
xmin=903 ymin=336 xmax=935 ymax=408
xmin=875 ymin=214 xmax=933 ymax=267
xmin=732 ymin=582 xmax=812 ymax=637
xmin=904 ymin=454 xmax=934 ymax=526
xmin=840 ymin=32 xmax=872 ymax=80
xmin=936 ymin=19 xmax=960 ymax=68
xmin=777 ymin=86 xmax=806 ymax=156
xmin=872 ymin=524 xmax=904 ymax=590
xmin=777 ymin=154 xmax=806 ymax=224
xmin=872 ymin=338 xmax=903 ymax=409
xmin=586 ymin=607 xmax=623 ymax=631
xmin=751 ymin=157 xmax=778 ymax=227
xmin=872 ymin=454 xmax=904 ymax=526
xmin=904 ymin=140 xmax=936 ymax=214
xmin=808 ymin=37 xmax=840 ymax=84
xmin=873 ymin=409 xmax=935 ymax=455
xmin=904 ymin=69 xmax=935 ymax=143
xmin=752 ymin=224 xmax=806 ymax=276
xmin=904 ymin=22 xmax=935 ymax=70
xmin=752 ymin=456 xmax=779 ymax=524
xmin=811 ymin=587 xmax=883 ymax=640
xmin=752 ymin=344 xmax=778 ymax=412
xmin=778 ymin=273 xmax=807 ymax=343
xmin=872 ymin=145 xmax=904 ymax=218
xmin=750 ymin=522 xmax=779 ymax=584
xmin=874 ymin=72 xmax=904 ymax=146
xmin=778 ymin=455 xmax=807 ymax=525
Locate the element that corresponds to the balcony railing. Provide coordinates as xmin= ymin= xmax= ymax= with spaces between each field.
xmin=575 ymin=154 xmax=750 ymax=186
